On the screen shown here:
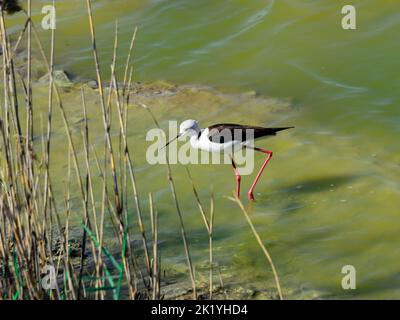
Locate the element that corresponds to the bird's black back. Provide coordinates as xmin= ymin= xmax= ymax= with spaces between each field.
xmin=206 ymin=123 xmax=293 ymax=144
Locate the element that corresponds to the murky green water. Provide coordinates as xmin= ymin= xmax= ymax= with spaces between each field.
xmin=7 ymin=0 xmax=400 ymax=298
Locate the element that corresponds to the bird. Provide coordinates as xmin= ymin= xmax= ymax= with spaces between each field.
xmin=163 ymin=119 xmax=294 ymax=201
xmin=0 ymin=0 xmax=23 ymax=14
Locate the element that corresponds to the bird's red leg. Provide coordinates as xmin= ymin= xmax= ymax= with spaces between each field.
xmin=229 ymin=154 xmax=241 ymax=198
xmin=248 ymin=147 xmax=273 ymax=201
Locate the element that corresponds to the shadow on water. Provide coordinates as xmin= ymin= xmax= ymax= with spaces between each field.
xmin=279 ymin=174 xmax=362 ymax=194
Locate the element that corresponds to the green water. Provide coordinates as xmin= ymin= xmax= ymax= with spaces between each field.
xmin=7 ymin=0 xmax=400 ymax=298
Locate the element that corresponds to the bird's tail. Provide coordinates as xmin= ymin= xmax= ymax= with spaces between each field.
xmin=266 ymin=126 xmax=294 ymax=135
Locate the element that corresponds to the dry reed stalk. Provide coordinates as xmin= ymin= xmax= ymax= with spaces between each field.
xmin=43 ymin=0 xmax=55 ymax=234
xmin=217 ymin=265 xmax=227 ymax=299
xmin=64 ymin=151 xmax=77 ymax=300
xmin=140 ymin=103 xmax=197 ymax=299
xmin=149 ymin=193 xmax=160 ymax=299
xmin=122 ymin=26 xmax=137 ymax=99
xmin=81 ymin=90 xmax=99 ymax=239
xmin=0 ymin=5 xmax=42 ymax=299
xmin=111 ymin=59 xmax=152 ymax=281
xmin=25 ymin=0 xmax=33 ymax=188
xmin=186 ymin=168 xmax=214 ymax=299
xmin=10 ymin=17 xmax=29 ymax=59
xmin=209 ymin=194 xmax=214 ymax=299
xmin=109 ymin=21 xmax=150 ymax=296
xmin=85 ymin=0 xmax=122 ymax=215
xmin=77 ymin=89 xmax=94 ymax=300
xmin=231 ymin=194 xmax=283 ymax=300
xmin=0 ymin=2 xmax=98 ymax=300
xmin=20 ymin=12 xmax=91 ymax=233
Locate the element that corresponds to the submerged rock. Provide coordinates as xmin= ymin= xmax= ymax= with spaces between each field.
xmin=86 ymin=80 xmax=99 ymax=90
xmin=38 ymin=70 xmax=74 ymax=87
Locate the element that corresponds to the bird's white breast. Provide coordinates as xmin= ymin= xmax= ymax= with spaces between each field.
xmin=190 ymin=128 xmax=247 ymax=153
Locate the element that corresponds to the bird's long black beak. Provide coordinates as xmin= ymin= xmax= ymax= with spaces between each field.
xmin=161 ymin=133 xmax=182 ymax=149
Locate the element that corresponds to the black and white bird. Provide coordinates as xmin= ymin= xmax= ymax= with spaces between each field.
xmin=163 ymin=119 xmax=293 ymax=201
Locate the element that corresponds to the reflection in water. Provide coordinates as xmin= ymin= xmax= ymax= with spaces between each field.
xmin=281 ymin=175 xmax=360 ymax=194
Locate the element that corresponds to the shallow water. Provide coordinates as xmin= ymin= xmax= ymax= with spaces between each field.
xmin=6 ymin=0 xmax=400 ymax=298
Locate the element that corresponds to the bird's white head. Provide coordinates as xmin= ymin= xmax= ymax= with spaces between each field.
xmin=162 ymin=119 xmax=200 ymax=149
xmin=179 ymin=119 xmax=200 ymax=137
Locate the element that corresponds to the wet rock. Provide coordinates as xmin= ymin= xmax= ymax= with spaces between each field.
xmin=38 ymin=70 xmax=73 ymax=87
xmin=162 ymin=282 xmax=193 ymax=300
xmin=87 ymin=80 xmax=98 ymax=89
xmin=242 ymin=90 xmax=257 ymax=97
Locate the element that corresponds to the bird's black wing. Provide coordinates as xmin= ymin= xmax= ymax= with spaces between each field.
xmin=207 ymin=123 xmax=293 ymax=144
